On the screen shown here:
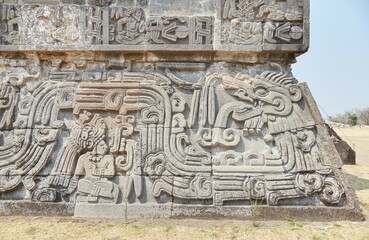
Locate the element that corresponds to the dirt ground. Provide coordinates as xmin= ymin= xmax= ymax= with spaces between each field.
xmin=1 ymin=216 xmax=369 ymax=240
xmin=0 ymin=128 xmax=368 ymax=240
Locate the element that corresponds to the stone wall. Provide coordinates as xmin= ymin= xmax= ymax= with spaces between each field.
xmin=0 ymin=0 xmax=363 ymax=220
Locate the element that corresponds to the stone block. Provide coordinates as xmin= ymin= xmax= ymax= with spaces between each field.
xmin=74 ymin=203 xmax=172 ymax=218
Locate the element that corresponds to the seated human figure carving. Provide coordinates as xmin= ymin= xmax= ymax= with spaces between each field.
xmin=72 ymin=140 xmax=119 ymax=203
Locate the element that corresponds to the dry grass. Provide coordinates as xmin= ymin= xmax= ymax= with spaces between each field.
xmin=0 ymin=128 xmax=368 ymax=240
xmin=0 ymin=216 xmax=369 ymax=240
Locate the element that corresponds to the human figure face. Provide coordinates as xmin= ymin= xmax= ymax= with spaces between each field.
xmin=96 ymin=140 xmax=108 ymax=155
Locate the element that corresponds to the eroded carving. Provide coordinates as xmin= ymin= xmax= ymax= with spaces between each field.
xmin=0 ymin=5 xmax=214 ymax=47
xmin=220 ymin=0 xmax=305 ymax=46
xmin=109 ymin=7 xmax=145 ymax=45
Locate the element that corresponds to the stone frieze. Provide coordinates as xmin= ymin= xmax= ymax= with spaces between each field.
xmin=0 ymin=1 xmax=308 ymax=53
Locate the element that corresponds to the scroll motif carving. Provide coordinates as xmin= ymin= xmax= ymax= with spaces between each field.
xmin=0 ymin=50 xmax=347 ymax=211
xmin=0 ymin=66 xmax=76 ymax=195
xmin=0 ymin=56 xmax=343 ymax=208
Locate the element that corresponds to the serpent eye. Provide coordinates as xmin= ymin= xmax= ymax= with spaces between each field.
xmin=254 ymin=87 xmax=269 ymax=97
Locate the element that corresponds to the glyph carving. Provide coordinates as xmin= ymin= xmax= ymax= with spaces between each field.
xmin=0 ymin=5 xmax=22 ymax=44
xmin=222 ymin=20 xmax=262 ymax=45
xmin=109 ymin=7 xmax=145 ymax=45
xmin=145 ymin=16 xmax=213 ymax=45
xmin=222 ymin=0 xmax=303 ymax=21
xmin=220 ymin=0 xmax=305 ymax=47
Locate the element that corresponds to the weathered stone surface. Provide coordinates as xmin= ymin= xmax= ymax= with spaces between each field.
xmin=0 ymin=202 xmax=74 ymax=216
xmin=328 ymin=126 xmax=356 ymax=165
xmin=0 ymin=1 xmax=308 ymax=52
xmin=0 ymin=0 xmax=363 ymax=220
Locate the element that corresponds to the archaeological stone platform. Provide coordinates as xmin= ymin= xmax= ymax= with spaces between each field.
xmin=0 ymin=0 xmax=363 ymax=220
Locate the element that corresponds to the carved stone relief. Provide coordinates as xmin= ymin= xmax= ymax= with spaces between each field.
xmin=109 ymin=7 xmax=146 ymax=45
xmin=0 ymin=53 xmax=354 ymax=210
xmin=220 ymin=0 xmax=305 ymax=46
xmin=0 ymin=0 xmax=362 ymax=220
xmin=0 ymin=4 xmax=214 ymax=48
xmin=0 ymin=1 xmax=307 ymax=52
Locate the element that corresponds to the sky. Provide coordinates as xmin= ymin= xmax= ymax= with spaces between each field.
xmin=293 ymin=0 xmax=369 ymax=117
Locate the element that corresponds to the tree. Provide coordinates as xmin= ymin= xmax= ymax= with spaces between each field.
xmin=329 ymin=108 xmax=369 ymax=126
xmin=329 ymin=111 xmax=351 ymax=124
xmin=358 ymin=107 xmax=369 ymax=125
xmin=347 ymin=113 xmax=358 ymax=126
